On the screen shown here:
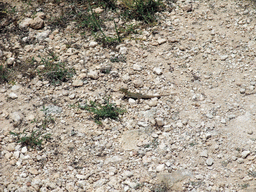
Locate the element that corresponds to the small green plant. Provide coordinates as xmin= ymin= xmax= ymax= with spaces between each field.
xmin=143 ymin=138 xmax=158 ymax=148
xmin=97 ymin=0 xmax=117 ymax=10
xmin=10 ymin=129 xmax=51 ymax=149
xmin=221 ymin=160 xmax=231 ymax=167
xmin=121 ymin=0 xmax=164 ymax=24
xmin=80 ymin=97 xmax=126 ymax=124
xmin=152 ymin=138 xmax=159 ymax=148
xmin=189 ymin=142 xmax=197 ymax=147
xmin=0 ymin=65 xmax=9 ymax=83
xmin=87 ymin=4 xmax=121 ymax=46
xmin=248 ymin=170 xmax=256 ymax=178
xmin=152 ymin=182 xmax=169 ymax=192
xmin=110 ymin=55 xmax=126 ymax=62
xmin=41 ymin=105 xmax=55 ymax=129
xmin=241 ymin=183 xmax=249 ymax=189
xmin=37 ymin=52 xmax=75 ymax=85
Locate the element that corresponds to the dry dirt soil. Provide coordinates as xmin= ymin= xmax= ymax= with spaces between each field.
xmin=1 ymin=0 xmax=256 ymax=191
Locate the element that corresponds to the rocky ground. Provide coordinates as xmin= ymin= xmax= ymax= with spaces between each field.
xmin=1 ymin=0 xmax=256 ymax=191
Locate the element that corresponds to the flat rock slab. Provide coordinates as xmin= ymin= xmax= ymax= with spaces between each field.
xmin=157 ymin=170 xmax=192 ymax=190
xmin=120 ymin=129 xmax=148 ymax=150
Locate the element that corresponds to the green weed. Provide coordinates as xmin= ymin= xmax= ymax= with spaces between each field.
xmin=10 ymin=129 xmax=51 ymax=149
xmin=241 ymin=183 xmax=249 ymax=189
xmin=37 ymin=52 xmax=75 ymax=85
xmin=97 ymin=0 xmax=117 ymax=10
xmin=121 ymin=0 xmax=164 ymax=24
xmin=248 ymin=170 xmax=256 ymax=177
xmin=189 ymin=142 xmax=197 ymax=147
xmin=9 ymin=105 xmax=53 ymax=149
xmin=80 ymin=97 xmax=126 ymax=124
xmin=41 ymin=105 xmax=55 ymax=129
xmin=152 ymin=182 xmax=169 ymax=192
xmin=0 ymin=65 xmax=9 ymax=83
xmin=110 ymin=54 xmax=126 ymax=63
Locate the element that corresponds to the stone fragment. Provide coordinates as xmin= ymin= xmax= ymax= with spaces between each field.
xmin=133 ymin=64 xmax=142 ymax=71
xmin=69 ymin=93 xmax=76 ymax=99
xmin=30 ymin=17 xmax=44 ymax=29
xmin=89 ymin=41 xmax=98 ymax=47
xmin=66 ymin=182 xmax=74 ymax=191
xmin=7 ymin=143 xmax=16 ymax=152
xmin=9 ymin=92 xmax=18 ymax=99
xmin=93 ymin=179 xmax=107 ymax=188
xmin=232 ymin=156 xmax=237 ymax=161
xmin=169 ymin=37 xmax=179 ymax=43
xmin=220 ymin=55 xmax=228 ymax=61
xmin=158 ymin=38 xmax=167 ymax=45
xmin=155 ymin=118 xmax=164 ymax=127
xmin=156 ymin=164 xmax=165 ymax=172
xmin=124 ymin=180 xmax=138 ymax=189
xmin=7 ymin=57 xmax=15 ymax=65
xmin=105 ymin=156 xmax=122 ymax=164
xmin=237 ymin=158 xmax=244 ymax=164
xmin=153 ymin=67 xmax=163 ymax=75
xmin=72 ymin=79 xmax=83 ymax=87
xmin=176 ymin=121 xmax=183 ymax=128
xmin=19 ymin=18 xmax=33 ymax=28
xmin=220 ymin=118 xmax=226 ymax=124
xmin=10 ymin=112 xmax=23 ymax=127
xmin=29 ymin=168 xmax=39 ymax=175
xmin=11 ymin=85 xmax=21 ymax=91
xmin=94 ymin=7 xmax=104 ymax=13
xmin=44 ymin=105 xmax=62 ymax=114
xmin=36 ymin=12 xmax=46 ymax=19
xmin=148 ymin=99 xmax=158 ymax=107
xmin=195 ymin=174 xmax=204 ymax=180
xmin=20 ymin=172 xmax=27 ymax=178
xmin=241 ymin=151 xmax=250 ymax=159
xmin=26 ymin=114 xmax=35 ymax=121
xmin=120 ymin=129 xmax=147 ymax=150
xmin=13 ymin=151 xmax=20 ymax=159
xmin=122 ymin=171 xmax=133 ymax=178
xmin=36 ymin=30 xmax=51 ymax=41
xmin=10 ymin=160 xmax=16 ymax=166
xmin=88 ymin=70 xmax=99 ymax=79
xmin=21 ymin=147 xmax=27 ymax=153
xmin=133 ymin=78 xmax=143 ymax=88
xmin=122 ymin=74 xmax=130 ymax=82
xmin=200 ymin=150 xmax=208 ymax=158
xmin=157 ymin=170 xmax=192 ymax=190
xmin=5 ymin=152 xmax=12 ymax=159
xmin=240 ymin=88 xmax=246 ymax=94
xmin=76 ymin=174 xmax=89 ymax=180
xmin=119 ymin=47 xmax=127 ymax=54
xmin=181 ymin=4 xmax=193 ymax=12
xmin=206 ymin=158 xmax=213 ymax=166
xmin=128 ymin=98 xmax=136 ymax=104
xmin=20 ymin=154 xmax=30 ymax=160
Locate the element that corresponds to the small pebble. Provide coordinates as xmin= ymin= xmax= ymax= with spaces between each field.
xmin=241 ymin=151 xmax=250 ymax=159
xmin=72 ymin=80 xmax=83 ymax=87
xmin=200 ymin=150 xmax=208 ymax=158
xmin=206 ymin=158 xmax=214 ymax=166
xmin=8 ymin=92 xmax=18 ymax=99
xmin=133 ymin=64 xmax=142 ymax=71
xmin=156 ymin=164 xmax=165 ymax=172
xmin=153 ymin=67 xmax=163 ymax=75
xmin=240 ymin=88 xmax=246 ymax=94
xmin=88 ymin=70 xmax=99 ymax=79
